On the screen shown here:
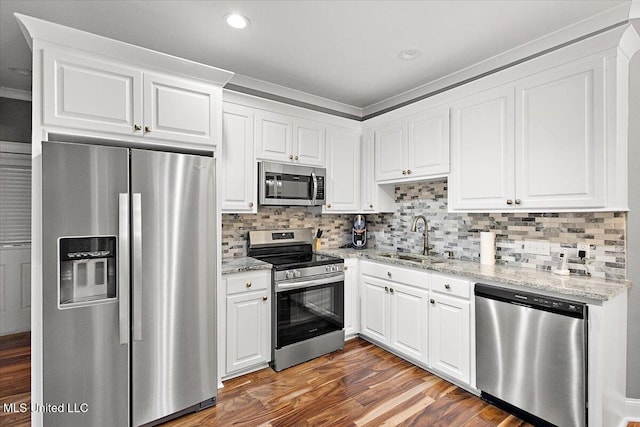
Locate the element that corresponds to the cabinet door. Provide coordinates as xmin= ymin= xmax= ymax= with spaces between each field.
xmin=343 ymin=259 xmax=360 ymax=338
xmin=43 ymin=49 xmax=142 ymax=136
xmin=255 ymin=111 xmax=293 ymax=162
xmin=360 ymin=276 xmax=390 ymax=345
xmin=221 ymin=104 xmax=256 ymax=212
xmin=389 ymin=283 xmax=429 ymax=363
xmin=143 ymin=73 xmax=217 ymax=146
xmin=407 ymin=107 xmax=450 ymax=177
xmin=325 ymin=129 xmax=360 ymax=212
xmin=429 ymin=294 xmax=470 ymax=384
xmin=226 ymin=291 xmax=270 ymax=374
xmin=294 ymin=119 xmax=326 ymax=166
xmin=450 ymin=86 xmax=515 ymax=211
xmin=361 ymin=131 xmax=395 ymax=213
xmin=515 ymin=58 xmax=605 ymax=209
xmin=375 ymin=122 xmax=406 ymax=181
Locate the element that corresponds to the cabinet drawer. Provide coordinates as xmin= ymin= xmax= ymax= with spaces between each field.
xmin=360 ymin=261 xmax=430 ymax=290
xmin=226 ymin=271 xmax=269 ymax=295
xmin=430 ymin=274 xmax=470 ymax=299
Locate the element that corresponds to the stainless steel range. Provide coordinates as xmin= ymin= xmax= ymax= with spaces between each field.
xmin=248 ymin=229 xmax=345 ymax=371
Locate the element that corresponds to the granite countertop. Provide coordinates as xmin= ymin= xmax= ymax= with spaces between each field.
xmin=221 ymin=257 xmax=272 ymax=275
xmin=317 ymin=248 xmax=630 ymax=301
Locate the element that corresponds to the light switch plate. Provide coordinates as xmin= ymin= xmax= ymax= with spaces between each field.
xmin=524 ymin=240 xmax=550 ymax=256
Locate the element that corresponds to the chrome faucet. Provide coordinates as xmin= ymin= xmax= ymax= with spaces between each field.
xmin=410 ymin=215 xmax=431 ymax=256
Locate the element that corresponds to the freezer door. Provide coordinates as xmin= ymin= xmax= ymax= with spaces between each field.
xmin=42 ymin=141 xmax=130 ymax=427
xmin=131 ymin=149 xmax=216 ymax=426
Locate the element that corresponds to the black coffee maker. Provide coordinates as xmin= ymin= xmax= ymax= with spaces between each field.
xmin=352 ymin=215 xmax=367 ymax=249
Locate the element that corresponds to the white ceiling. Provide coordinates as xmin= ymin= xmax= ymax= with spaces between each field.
xmin=0 ymin=0 xmax=632 ymax=115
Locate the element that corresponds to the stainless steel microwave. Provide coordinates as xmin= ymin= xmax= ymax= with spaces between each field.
xmin=258 ymin=161 xmax=326 ymax=206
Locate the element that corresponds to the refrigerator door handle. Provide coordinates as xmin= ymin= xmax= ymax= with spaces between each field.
xmin=118 ymin=193 xmax=130 ymax=345
xmin=133 ymin=193 xmax=143 ymax=341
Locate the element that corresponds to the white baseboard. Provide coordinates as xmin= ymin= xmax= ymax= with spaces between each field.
xmin=625 ymin=398 xmax=640 ymax=424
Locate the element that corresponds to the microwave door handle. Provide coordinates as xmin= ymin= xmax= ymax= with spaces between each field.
xmin=311 ymin=172 xmax=318 ymax=205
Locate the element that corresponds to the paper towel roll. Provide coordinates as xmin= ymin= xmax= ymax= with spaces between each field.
xmin=480 ymin=232 xmax=496 ymax=265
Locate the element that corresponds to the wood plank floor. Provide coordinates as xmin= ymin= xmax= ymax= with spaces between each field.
xmin=1 ymin=333 xmax=638 ymax=427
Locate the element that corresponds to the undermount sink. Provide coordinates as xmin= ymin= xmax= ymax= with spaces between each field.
xmin=378 ymin=253 xmax=448 ymax=264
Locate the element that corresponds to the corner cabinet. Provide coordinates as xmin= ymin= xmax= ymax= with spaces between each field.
xmin=374 ymin=106 xmax=449 ymax=183
xmin=223 ymin=270 xmax=271 ymax=377
xmin=450 ymin=55 xmax=606 ymax=211
xmin=43 ymin=48 xmax=220 ymax=148
xmin=221 ymin=103 xmax=257 ymax=212
xmin=324 ymin=129 xmax=360 ymax=213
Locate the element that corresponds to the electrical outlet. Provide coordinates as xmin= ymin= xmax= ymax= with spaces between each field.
xmin=577 ymin=243 xmax=590 ymax=259
xmin=524 ymin=240 xmax=550 ymax=256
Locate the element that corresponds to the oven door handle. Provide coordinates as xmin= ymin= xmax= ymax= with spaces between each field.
xmin=276 ymin=274 xmax=344 ymax=292
xmin=311 ymin=172 xmax=318 ymax=205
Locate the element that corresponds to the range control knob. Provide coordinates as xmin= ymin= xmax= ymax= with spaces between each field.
xmin=330 ymin=265 xmax=338 ymax=272
xmin=294 ymin=270 xmax=301 ymax=278
xmin=325 ymin=265 xmax=331 ymax=272
xmin=285 ymin=271 xmax=293 ymax=279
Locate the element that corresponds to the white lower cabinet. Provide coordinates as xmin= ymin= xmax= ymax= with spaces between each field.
xmin=223 ymin=270 xmax=271 ymax=377
xmin=343 ymin=259 xmax=360 ymax=338
xmin=429 ymin=293 xmax=470 ymax=384
xmin=360 ymin=262 xmax=430 ymax=364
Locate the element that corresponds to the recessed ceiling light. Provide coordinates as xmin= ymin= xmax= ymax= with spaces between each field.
xmin=9 ymin=67 xmax=32 ymax=76
xmin=399 ymin=48 xmax=422 ymax=61
xmin=225 ymin=13 xmax=250 ymax=29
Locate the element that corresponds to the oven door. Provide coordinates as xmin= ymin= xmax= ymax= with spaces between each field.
xmin=275 ymin=277 xmax=344 ymax=349
xmin=259 ymin=161 xmax=325 ymax=206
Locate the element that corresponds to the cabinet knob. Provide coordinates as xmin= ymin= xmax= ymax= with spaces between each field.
xmin=369 ymin=204 xmax=373 ymax=209
xmin=144 ymin=126 xmax=152 ymax=133
xmin=327 ymin=204 xmax=332 ymax=208
xmin=134 ymin=124 xmax=142 ymax=131
xmin=445 ymin=284 xmax=451 ymax=289
xmin=515 ymin=199 xmax=521 ymax=205
xmin=246 ymin=282 xmax=252 ymax=288
xmin=387 ymin=271 xmax=392 ymax=278
xmin=294 ymin=155 xmax=299 ymax=160
xmin=262 ymin=296 xmax=268 ymax=301
xmin=344 ymin=266 xmax=348 ymax=271
xmin=402 ymin=170 xmax=407 ymax=175
xmin=390 ymin=288 xmax=394 ymax=294
xmin=249 ymin=202 xmax=254 ymax=208
xmin=289 ymin=154 xmax=294 ymax=160
xmin=385 ymin=286 xmax=389 ymax=293
xmin=506 ymin=199 xmax=514 ymax=205
xmin=407 ymin=169 xmax=412 ymax=175
xmin=430 ymin=299 xmax=435 ymax=304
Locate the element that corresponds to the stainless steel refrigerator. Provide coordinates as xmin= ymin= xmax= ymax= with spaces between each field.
xmin=41 ymin=140 xmax=216 ymax=426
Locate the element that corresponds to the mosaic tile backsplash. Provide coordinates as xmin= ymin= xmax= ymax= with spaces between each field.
xmin=222 ymin=179 xmax=626 ymax=280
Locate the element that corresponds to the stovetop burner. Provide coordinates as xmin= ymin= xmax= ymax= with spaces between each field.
xmin=253 ymin=252 xmax=343 ymax=271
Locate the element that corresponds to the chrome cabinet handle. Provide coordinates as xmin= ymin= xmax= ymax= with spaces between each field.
xmin=445 ymin=284 xmax=451 ymax=289
xmin=118 ymin=194 xmax=130 ymax=345
xmin=132 ymin=193 xmax=143 ymax=341
xmin=506 ymin=199 xmax=514 ymax=205
xmin=515 ymin=199 xmax=521 ymax=205
xmin=134 ymin=124 xmax=141 ymax=131
xmin=263 ymin=296 xmax=268 ymax=301
xmin=246 ymin=282 xmax=252 ymax=288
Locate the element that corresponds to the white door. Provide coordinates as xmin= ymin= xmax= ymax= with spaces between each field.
xmin=450 ymin=85 xmax=515 ymax=211
xmin=143 ymin=73 xmax=217 ymax=146
xmin=221 ymin=103 xmax=257 ymax=212
xmin=255 ymin=111 xmax=293 ymax=162
xmin=407 ymin=107 xmax=450 ymax=177
xmin=375 ymin=121 xmax=406 ymax=181
xmin=43 ymin=49 xmax=142 ymax=136
xmin=325 ymin=129 xmax=360 ymax=212
xmin=226 ymin=291 xmax=269 ymax=373
xmin=429 ymin=294 xmax=470 ymax=384
xmin=360 ymin=276 xmax=390 ymax=345
xmin=294 ymin=119 xmax=326 ymax=166
xmin=343 ymin=259 xmax=359 ymax=338
xmin=515 ymin=58 xmax=605 ymax=209
xmin=389 ymin=283 xmax=429 ymax=363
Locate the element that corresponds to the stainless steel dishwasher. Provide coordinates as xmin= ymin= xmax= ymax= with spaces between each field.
xmin=475 ymin=283 xmax=588 ymax=427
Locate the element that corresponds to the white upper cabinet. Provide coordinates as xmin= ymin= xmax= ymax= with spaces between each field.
xmin=43 ymin=48 xmax=220 ymax=148
xmin=374 ymin=106 xmax=449 ymax=183
xmin=449 ymin=56 xmax=606 ymax=211
xmin=221 ymin=103 xmax=256 ymax=213
xmin=514 ymin=57 xmax=604 ymax=209
xmin=255 ymin=112 xmax=326 ymax=166
xmin=361 ymin=131 xmax=395 ymax=213
xmin=142 ymin=73 xmax=218 ymax=146
xmin=450 ymin=85 xmax=516 ymax=211
xmin=325 ymin=129 xmax=360 ymax=213
xmin=43 ymin=49 xmax=143 ymax=136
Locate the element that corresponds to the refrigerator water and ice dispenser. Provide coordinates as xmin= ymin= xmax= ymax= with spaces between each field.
xmin=59 ymin=236 xmax=117 ymax=306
